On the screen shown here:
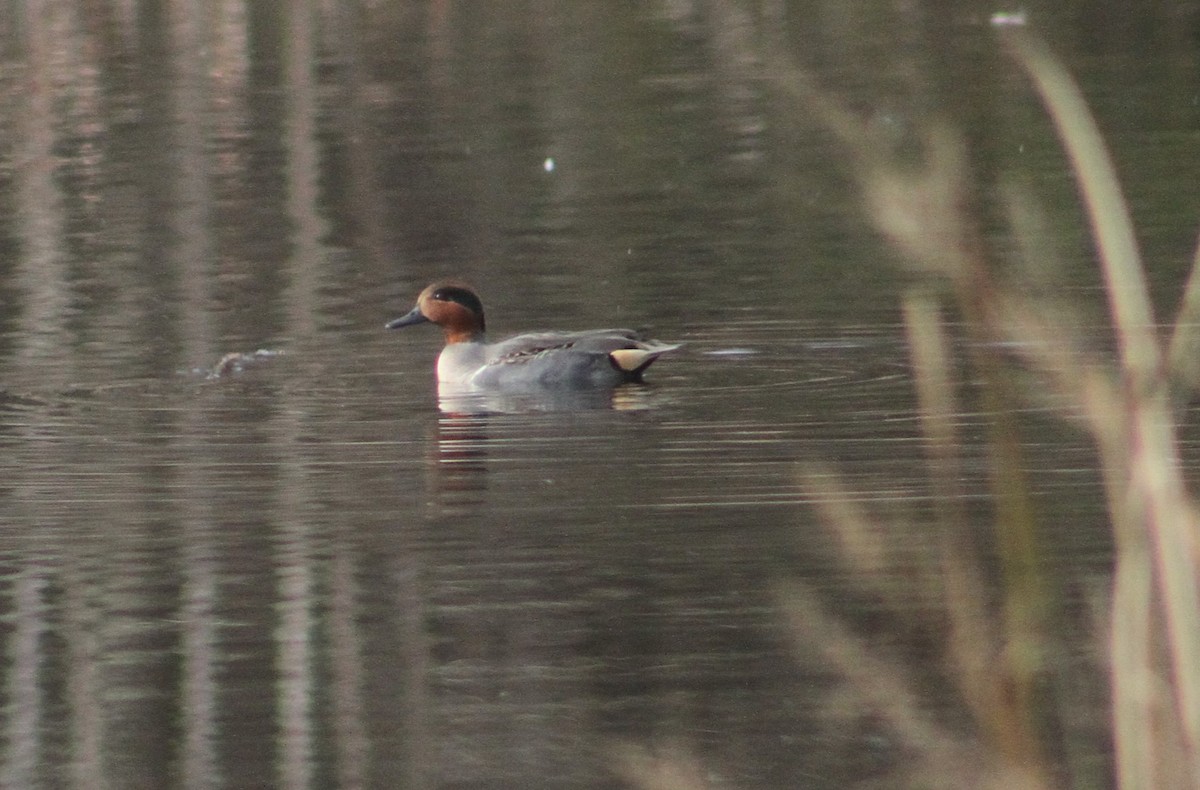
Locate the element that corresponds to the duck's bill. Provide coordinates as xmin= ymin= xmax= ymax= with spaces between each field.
xmin=385 ymin=308 xmax=429 ymax=329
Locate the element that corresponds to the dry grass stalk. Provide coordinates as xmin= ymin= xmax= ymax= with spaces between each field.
xmin=610 ymin=743 xmax=715 ymax=790
xmin=798 ymin=462 xmax=892 ymax=579
xmin=1166 ymin=233 xmax=1200 ymax=402
xmin=999 ymin=25 xmax=1200 ymax=786
xmin=997 ymin=30 xmax=1158 ymax=385
xmin=777 ymin=583 xmax=1051 ymax=790
xmin=903 ymin=293 xmax=1047 ymax=765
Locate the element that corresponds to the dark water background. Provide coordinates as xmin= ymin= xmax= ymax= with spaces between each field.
xmin=1 ymin=2 xmax=1199 ymax=788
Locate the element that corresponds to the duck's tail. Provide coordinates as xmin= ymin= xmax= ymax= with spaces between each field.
xmin=608 ymin=342 xmax=681 ymax=380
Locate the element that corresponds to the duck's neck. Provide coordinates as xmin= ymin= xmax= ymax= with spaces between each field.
xmin=443 ymin=327 xmax=484 ymax=345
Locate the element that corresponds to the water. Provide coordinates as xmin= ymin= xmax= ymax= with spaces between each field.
xmin=1 ymin=2 xmax=1196 ymax=787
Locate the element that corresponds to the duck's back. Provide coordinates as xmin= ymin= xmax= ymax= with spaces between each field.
xmin=475 ymin=330 xmax=675 ymax=389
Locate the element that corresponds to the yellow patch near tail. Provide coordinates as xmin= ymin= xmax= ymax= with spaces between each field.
xmin=609 ymin=348 xmax=655 ymax=373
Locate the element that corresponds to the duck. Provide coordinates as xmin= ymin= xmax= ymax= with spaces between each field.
xmin=386 ymin=281 xmax=679 ymax=390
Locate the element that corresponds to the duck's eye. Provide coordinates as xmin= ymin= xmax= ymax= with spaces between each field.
xmin=429 ymin=287 xmax=483 ymax=317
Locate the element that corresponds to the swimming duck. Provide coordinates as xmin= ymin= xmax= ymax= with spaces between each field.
xmin=386 ymin=281 xmax=679 ymax=390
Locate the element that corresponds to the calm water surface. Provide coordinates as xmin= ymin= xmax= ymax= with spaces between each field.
xmin=1 ymin=2 xmax=1197 ymax=788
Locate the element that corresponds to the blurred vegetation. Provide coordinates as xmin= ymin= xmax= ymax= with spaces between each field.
xmin=619 ymin=6 xmax=1200 ymax=790
xmin=3 ymin=1 xmax=1200 ymax=787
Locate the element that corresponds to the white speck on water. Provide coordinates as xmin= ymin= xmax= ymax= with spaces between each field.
xmin=804 ymin=340 xmax=869 ymax=350
xmin=705 ymin=348 xmax=759 ymax=357
xmin=990 ymin=9 xmax=1027 ymax=27
xmin=543 ymin=157 xmax=555 ymax=172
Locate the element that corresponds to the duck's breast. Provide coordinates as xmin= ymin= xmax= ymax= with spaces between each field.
xmin=436 ymin=342 xmax=488 ymax=386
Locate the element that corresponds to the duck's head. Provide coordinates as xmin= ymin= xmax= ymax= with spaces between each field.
xmin=386 ymin=281 xmax=486 ymax=344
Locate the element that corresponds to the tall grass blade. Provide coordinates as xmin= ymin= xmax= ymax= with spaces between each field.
xmin=905 ymin=292 xmax=1050 ymax=770
xmin=998 ymin=27 xmax=1159 ymax=388
xmin=1000 ymin=25 xmax=1200 ymax=784
xmin=1166 ymin=231 xmax=1200 ymax=403
xmin=903 ymin=295 xmax=993 ymax=708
